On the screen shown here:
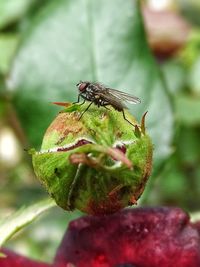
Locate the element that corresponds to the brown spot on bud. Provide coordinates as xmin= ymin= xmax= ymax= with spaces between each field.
xmin=57 ymin=139 xmax=92 ymax=152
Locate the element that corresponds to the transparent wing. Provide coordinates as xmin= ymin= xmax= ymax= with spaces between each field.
xmin=106 ymin=88 xmax=141 ymax=104
xmin=97 ymin=91 xmax=128 ymax=109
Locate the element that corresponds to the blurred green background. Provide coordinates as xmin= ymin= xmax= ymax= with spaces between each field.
xmin=0 ymin=0 xmax=200 ymax=262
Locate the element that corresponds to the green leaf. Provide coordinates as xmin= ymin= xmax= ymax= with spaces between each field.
xmin=178 ymin=0 xmax=200 ymax=26
xmin=177 ymin=126 xmax=200 ymax=164
xmin=179 ymin=30 xmax=200 ymax=68
xmin=191 ymin=212 xmax=200 ymax=223
xmin=188 ymin=55 xmax=200 ymax=95
xmin=7 ymin=209 xmax=82 ymax=262
xmin=0 ymin=198 xmax=56 ymax=247
xmin=0 ymin=0 xmax=36 ymax=29
xmin=0 ymin=34 xmax=19 ymax=74
xmin=161 ymin=60 xmax=186 ymax=94
xmin=8 ymin=0 xmax=173 ymax=168
xmin=175 ymin=93 xmax=200 ymax=125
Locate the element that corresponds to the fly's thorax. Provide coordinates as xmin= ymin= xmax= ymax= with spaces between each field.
xmin=80 ymin=91 xmax=94 ymax=102
xmin=87 ymin=82 xmax=99 ymax=92
xmin=79 ymin=84 xmax=96 ymax=101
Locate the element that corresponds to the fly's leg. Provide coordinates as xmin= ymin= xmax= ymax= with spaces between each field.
xmin=103 ymin=105 xmax=110 ymax=110
xmin=73 ymin=94 xmax=85 ymax=105
xmin=78 ymin=102 xmax=93 ymax=120
xmin=78 ymin=100 xmax=86 ymax=106
xmin=73 ymin=94 xmax=81 ymax=104
xmin=122 ymin=109 xmax=135 ymax=127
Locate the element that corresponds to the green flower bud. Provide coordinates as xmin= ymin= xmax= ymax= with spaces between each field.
xmin=31 ymin=103 xmax=152 ymax=215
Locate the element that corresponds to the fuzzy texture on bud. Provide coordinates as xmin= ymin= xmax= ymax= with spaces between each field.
xmin=31 ymin=103 xmax=152 ymax=215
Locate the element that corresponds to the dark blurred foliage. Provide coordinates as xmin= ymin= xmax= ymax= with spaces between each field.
xmin=142 ymin=2 xmax=200 ymax=210
xmin=0 ymin=0 xmax=77 ymax=262
xmin=0 ymin=0 xmax=200 ymax=262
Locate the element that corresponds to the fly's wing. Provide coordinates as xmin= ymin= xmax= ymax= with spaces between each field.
xmin=97 ymin=90 xmax=128 ymax=109
xmin=106 ymin=87 xmax=141 ymax=104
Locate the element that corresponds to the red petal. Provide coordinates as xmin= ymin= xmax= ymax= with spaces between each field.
xmin=54 ymin=207 xmax=200 ymax=267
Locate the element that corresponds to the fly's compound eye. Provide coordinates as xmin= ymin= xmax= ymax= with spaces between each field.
xmin=77 ymin=82 xmax=88 ymax=92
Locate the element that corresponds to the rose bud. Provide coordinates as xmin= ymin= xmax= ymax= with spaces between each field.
xmin=31 ymin=103 xmax=152 ymax=215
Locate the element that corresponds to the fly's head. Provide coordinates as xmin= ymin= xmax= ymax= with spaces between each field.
xmin=76 ymin=81 xmax=90 ymax=96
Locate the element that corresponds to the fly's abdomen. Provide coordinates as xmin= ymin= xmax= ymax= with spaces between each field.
xmin=93 ymin=97 xmax=108 ymax=107
xmin=110 ymin=101 xmax=125 ymax=111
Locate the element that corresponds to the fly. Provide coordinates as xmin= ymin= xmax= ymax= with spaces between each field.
xmin=74 ymin=81 xmax=141 ymax=126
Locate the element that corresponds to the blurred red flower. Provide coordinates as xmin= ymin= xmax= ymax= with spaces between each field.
xmin=1 ymin=207 xmax=200 ymax=267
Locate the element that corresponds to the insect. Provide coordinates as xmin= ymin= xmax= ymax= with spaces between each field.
xmin=74 ymin=81 xmax=141 ymax=126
